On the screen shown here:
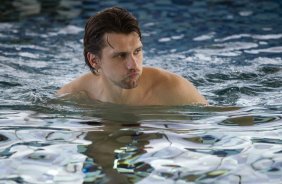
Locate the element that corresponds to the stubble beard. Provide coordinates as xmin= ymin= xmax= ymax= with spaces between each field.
xmin=114 ymin=73 xmax=141 ymax=89
xmin=121 ymin=75 xmax=140 ymax=89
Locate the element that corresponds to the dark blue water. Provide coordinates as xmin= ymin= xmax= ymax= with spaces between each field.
xmin=0 ymin=0 xmax=282 ymax=183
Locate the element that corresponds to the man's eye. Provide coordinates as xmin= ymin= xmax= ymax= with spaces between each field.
xmin=134 ymin=48 xmax=142 ymax=55
xmin=117 ymin=54 xmax=127 ymax=59
xmin=116 ymin=54 xmax=126 ymax=59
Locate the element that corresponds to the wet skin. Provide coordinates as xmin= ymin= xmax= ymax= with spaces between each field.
xmin=57 ymin=32 xmax=208 ymax=106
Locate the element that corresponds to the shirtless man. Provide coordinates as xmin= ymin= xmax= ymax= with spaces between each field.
xmin=57 ymin=7 xmax=207 ymax=106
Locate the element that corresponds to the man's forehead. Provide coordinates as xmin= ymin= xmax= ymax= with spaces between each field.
xmin=105 ymin=32 xmax=140 ymax=39
xmin=103 ymin=32 xmax=142 ymax=50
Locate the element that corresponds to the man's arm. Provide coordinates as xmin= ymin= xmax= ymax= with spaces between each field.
xmin=57 ymin=82 xmax=75 ymax=96
xmin=174 ymin=77 xmax=208 ymax=105
xmin=56 ymin=73 xmax=92 ymax=96
xmin=155 ymin=70 xmax=208 ymax=105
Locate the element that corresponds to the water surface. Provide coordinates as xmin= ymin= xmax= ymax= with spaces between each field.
xmin=0 ymin=0 xmax=282 ymax=183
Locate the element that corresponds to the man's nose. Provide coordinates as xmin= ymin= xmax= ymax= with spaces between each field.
xmin=126 ymin=55 xmax=138 ymax=69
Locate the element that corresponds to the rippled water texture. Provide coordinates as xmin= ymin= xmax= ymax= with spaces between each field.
xmin=0 ymin=0 xmax=282 ymax=183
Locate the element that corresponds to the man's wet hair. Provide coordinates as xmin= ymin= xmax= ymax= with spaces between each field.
xmin=83 ymin=7 xmax=142 ymax=75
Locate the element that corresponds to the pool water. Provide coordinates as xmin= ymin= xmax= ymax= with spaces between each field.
xmin=0 ymin=0 xmax=282 ymax=183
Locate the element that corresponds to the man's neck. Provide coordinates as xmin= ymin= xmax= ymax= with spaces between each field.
xmin=98 ymin=76 xmax=142 ymax=104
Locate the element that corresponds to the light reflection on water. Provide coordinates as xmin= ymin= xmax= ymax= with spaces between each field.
xmin=0 ymin=0 xmax=282 ymax=183
xmin=0 ymin=105 xmax=281 ymax=183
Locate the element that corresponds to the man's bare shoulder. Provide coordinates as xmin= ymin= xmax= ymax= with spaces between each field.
xmin=143 ymin=66 xmax=188 ymax=87
xmin=142 ymin=67 xmax=174 ymax=80
xmin=57 ymin=72 xmax=94 ymax=96
xmin=143 ymin=67 xmax=208 ymax=105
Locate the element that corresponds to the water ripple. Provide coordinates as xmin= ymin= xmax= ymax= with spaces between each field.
xmin=0 ymin=0 xmax=281 ymax=183
xmin=214 ymin=33 xmax=282 ymax=42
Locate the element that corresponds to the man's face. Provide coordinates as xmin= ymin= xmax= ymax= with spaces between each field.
xmin=99 ymin=32 xmax=143 ymax=89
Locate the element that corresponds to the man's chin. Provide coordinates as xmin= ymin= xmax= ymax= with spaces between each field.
xmin=122 ymin=82 xmax=138 ymax=89
xmin=120 ymin=79 xmax=140 ymax=89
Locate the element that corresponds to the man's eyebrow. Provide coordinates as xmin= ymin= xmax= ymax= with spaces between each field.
xmin=112 ymin=46 xmax=143 ymax=55
xmin=136 ymin=45 xmax=143 ymax=49
xmin=112 ymin=51 xmax=128 ymax=56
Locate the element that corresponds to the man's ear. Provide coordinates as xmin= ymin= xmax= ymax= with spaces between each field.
xmin=87 ymin=52 xmax=100 ymax=69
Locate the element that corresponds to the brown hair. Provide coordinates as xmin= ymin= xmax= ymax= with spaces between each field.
xmin=83 ymin=7 xmax=142 ymax=74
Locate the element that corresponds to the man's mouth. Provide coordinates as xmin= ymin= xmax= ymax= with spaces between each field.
xmin=127 ymin=72 xmax=140 ymax=79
